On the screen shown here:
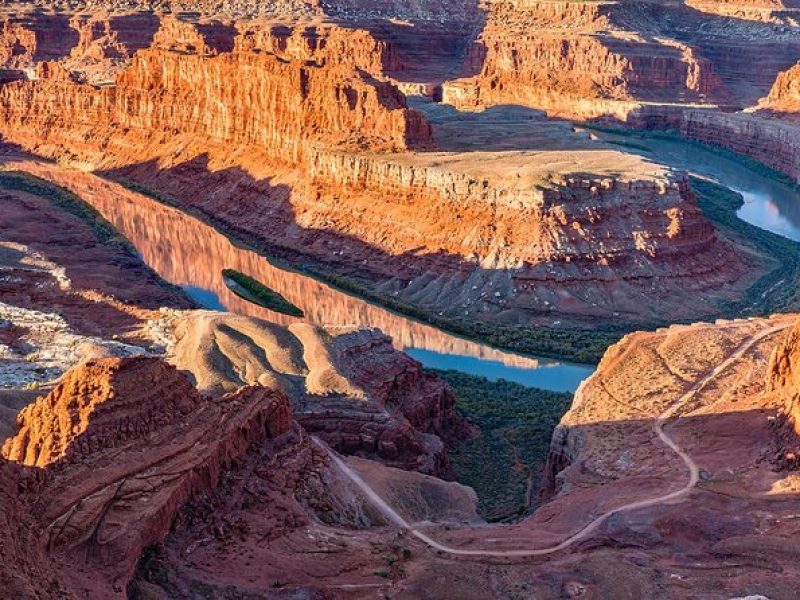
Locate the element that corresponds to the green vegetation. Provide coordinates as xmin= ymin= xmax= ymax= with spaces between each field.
xmin=0 ymin=170 xmax=131 ymax=249
xmin=0 ymin=169 xmax=192 ymax=303
xmin=322 ymin=272 xmax=623 ymax=364
xmin=690 ymin=176 xmax=800 ymax=315
xmin=583 ymin=126 xmax=800 ymax=316
xmin=222 ymin=268 xmax=304 ymax=317
xmin=115 ymin=176 xmax=620 ymax=364
xmin=129 ymin=543 xmax=228 ymax=598
xmin=434 ymin=369 xmax=573 ymax=521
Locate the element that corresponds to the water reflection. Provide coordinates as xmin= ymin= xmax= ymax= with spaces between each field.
xmin=612 ymin=136 xmax=800 ymax=241
xmin=16 ymin=160 xmax=594 ymax=392
xmin=181 ymin=285 xmax=227 ymax=311
xmin=406 ymin=348 xmax=589 ymax=392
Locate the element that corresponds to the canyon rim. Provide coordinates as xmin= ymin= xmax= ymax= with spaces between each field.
xmin=3 ymin=1 xmax=800 ymax=598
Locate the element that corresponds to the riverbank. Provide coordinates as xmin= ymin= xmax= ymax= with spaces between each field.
xmin=433 ymin=369 xmax=573 ymax=522
xmin=106 ymin=140 xmax=797 ymax=364
xmin=588 ymin=127 xmax=800 ymax=315
xmin=114 ymin=177 xmax=622 ymax=364
xmin=691 ymin=177 xmax=800 ymax=316
xmin=0 ymin=169 xmax=194 ymax=305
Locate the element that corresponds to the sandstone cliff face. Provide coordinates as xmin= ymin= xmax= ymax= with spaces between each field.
xmin=0 ymin=40 xmax=429 ymax=163
xmin=443 ymin=1 xmax=724 ymax=112
xmin=166 ymin=311 xmax=468 ymax=475
xmin=0 ymin=12 xmax=161 ymax=84
xmin=0 ymin=11 xmax=769 ymax=330
xmin=676 ymin=109 xmax=800 ymax=184
xmin=235 ymin=20 xmax=392 ymax=74
xmin=762 ymin=61 xmax=800 ymax=114
xmin=445 ymin=32 xmax=719 ymax=111
xmin=441 ymin=0 xmax=800 ymax=114
xmin=0 ymin=461 xmax=70 ymax=598
xmin=542 ymin=314 xmax=793 ymax=496
xmin=767 ymin=319 xmax=800 ymax=468
xmin=2 ymin=356 xmax=292 ymax=597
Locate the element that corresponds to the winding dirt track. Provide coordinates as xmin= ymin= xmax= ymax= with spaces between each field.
xmin=317 ymin=323 xmax=787 ymax=558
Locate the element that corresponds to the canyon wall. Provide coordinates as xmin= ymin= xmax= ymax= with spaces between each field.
xmin=0 ymin=10 xmax=774 ymax=330
xmin=442 ymin=1 xmax=800 ymax=114
xmin=767 ymin=320 xmax=800 ymax=468
xmin=543 ymin=314 xmax=795 ymax=496
xmin=762 ymin=61 xmax=800 ymax=114
xmin=0 ymin=44 xmax=429 ymax=162
xmin=669 ymin=109 xmax=800 ymax=184
xmin=2 ymin=356 xmax=294 ymax=597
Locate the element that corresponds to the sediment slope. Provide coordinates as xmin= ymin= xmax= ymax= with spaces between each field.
xmin=2 ymin=356 xmax=293 ymax=597
xmin=166 ymin=310 xmax=468 ymax=475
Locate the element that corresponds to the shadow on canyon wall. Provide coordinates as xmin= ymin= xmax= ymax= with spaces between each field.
xmin=603 ymin=1 xmax=800 ymax=107
xmin=19 ymin=13 xmax=79 ymax=63
xmin=21 ymin=11 xmax=162 ymax=62
xmin=0 ymin=154 xmax=193 ymax=340
xmin=365 ymin=15 xmax=486 ymax=84
xmin=94 ymin=152 xmax=682 ymax=332
xmin=414 ymin=100 xmax=654 ymax=155
xmin=318 ymin=0 xmax=486 ymax=83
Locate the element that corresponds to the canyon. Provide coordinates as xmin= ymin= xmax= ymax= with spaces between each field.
xmin=2 ymin=0 xmax=800 ymax=598
xmin=0 ymin=4 xmax=787 ymax=339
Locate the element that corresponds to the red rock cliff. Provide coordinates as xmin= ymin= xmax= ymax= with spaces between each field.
xmin=2 ymin=357 xmax=292 ymax=597
xmin=0 ymin=20 xmax=431 ymax=163
xmin=767 ymin=320 xmax=800 ymax=468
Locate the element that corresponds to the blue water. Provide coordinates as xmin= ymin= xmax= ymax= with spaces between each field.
xmin=615 ymin=136 xmax=800 ymax=242
xmin=406 ymin=348 xmax=593 ymax=393
xmin=180 ymin=277 xmax=593 ymax=392
xmin=140 ymin=134 xmax=800 ymax=397
xmin=182 ymin=286 xmax=227 ymax=311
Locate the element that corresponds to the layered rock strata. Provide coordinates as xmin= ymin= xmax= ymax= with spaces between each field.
xmin=0 ymin=9 xmax=772 ymax=331
xmin=1 ymin=356 xmax=293 ymax=596
xmin=665 ymin=108 xmax=800 ymax=184
xmin=166 ymin=311 xmax=468 ymax=475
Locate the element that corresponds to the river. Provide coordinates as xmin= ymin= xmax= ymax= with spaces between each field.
xmin=16 ymin=161 xmax=593 ymax=393
xmin=20 ymin=135 xmax=800 ymax=395
xmin=601 ymin=134 xmax=800 ymax=241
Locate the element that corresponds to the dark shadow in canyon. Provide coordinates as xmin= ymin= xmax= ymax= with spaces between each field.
xmin=194 ymin=20 xmax=238 ymax=53
xmin=95 ymin=152 xmax=693 ymax=334
xmin=11 ymin=11 xmax=162 ymax=63
xmin=603 ymin=1 xmax=800 ymax=107
xmin=22 ymin=13 xmax=79 ymax=63
xmin=367 ymin=17 xmax=486 ymax=84
xmin=103 ymin=12 xmax=162 ymax=55
xmin=326 ymin=0 xmax=487 ymax=84
xmin=411 ymin=99 xmax=658 ymax=155
xmin=1 ymin=403 xmax=799 ymax=594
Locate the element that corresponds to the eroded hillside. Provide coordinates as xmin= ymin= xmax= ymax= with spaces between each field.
xmin=0 ymin=4 xmax=790 ymax=340
xmin=3 ymin=1 xmax=800 ymax=598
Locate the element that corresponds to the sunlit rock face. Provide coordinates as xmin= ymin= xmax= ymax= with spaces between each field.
xmin=164 ymin=310 xmax=471 ymax=475
xmin=762 ymin=60 xmax=800 ymax=114
xmin=768 ymin=319 xmax=800 ymax=469
xmin=1 ymin=356 xmax=293 ymax=597
xmin=0 ymin=11 xmax=763 ymax=331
